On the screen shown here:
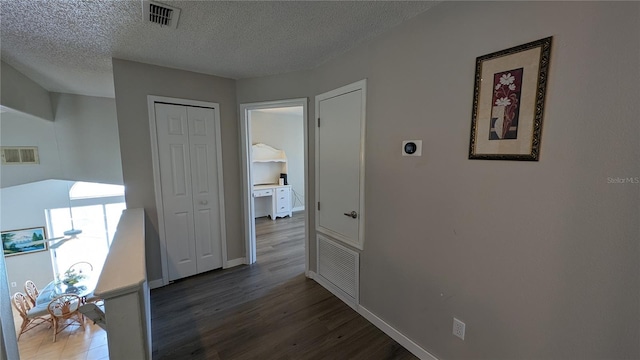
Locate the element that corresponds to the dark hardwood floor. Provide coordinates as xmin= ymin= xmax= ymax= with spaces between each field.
xmin=151 ymin=212 xmax=417 ymax=360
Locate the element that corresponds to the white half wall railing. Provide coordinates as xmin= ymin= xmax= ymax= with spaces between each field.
xmin=94 ymin=208 xmax=151 ymax=360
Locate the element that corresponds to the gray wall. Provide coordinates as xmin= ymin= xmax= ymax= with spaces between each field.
xmin=112 ymin=59 xmax=243 ymax=282
xmin=50 ymin=93 xmax=123 ymax=185
xmin=0 ymin=111 xmax=63 ymax=187
xmin=238 ymin=2 xmax=639 ymax=359
xmin=0 ymin=93 xmax=122 ymax=188
xmin=0 ymin=61 xmax=53 ymax=121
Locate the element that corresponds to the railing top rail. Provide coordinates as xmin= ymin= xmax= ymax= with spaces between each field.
xmin=94 ymin=208 xmax=146 ymax=299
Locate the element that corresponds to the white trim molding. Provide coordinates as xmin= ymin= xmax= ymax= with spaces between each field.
xmin=239 ymin=98 xmax=310 ymax=275
xmin=310 ymin=269 xmax=438 ymax=359
xmin=148 ymin=279 xmax=165 ymax=290
xmin=314 ymin=79 xmax=367 ymax=250
xmin=224 ymin=257 xmax=246 ymax=268
xmin=313 ymin=271 xmax=358 ymax=311
xmin=358 ymin=306 xmax=439 ymax=360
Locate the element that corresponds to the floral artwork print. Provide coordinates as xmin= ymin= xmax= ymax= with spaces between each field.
xmin=469 ymin=37 xmax=552 ymax=160
xmin=489 ymin=68 xmax=523 ymax=140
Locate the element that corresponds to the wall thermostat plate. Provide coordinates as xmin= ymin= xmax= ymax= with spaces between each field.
xmin=402 ymin=140 xmax=422 ymax=156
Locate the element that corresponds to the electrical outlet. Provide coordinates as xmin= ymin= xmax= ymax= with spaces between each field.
xmin=10 ymin=282 xmax=17 ymax=288
xmin=453 ymin=317 xmax=465 ymax=340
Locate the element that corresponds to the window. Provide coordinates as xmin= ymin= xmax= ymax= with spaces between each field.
xmin=69 ymin=181 xmax=125 ymax=199
xmin=46 ymin=182 xmax=126 ymax=278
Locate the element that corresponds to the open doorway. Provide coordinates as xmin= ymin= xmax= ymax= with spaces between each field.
xmin=240 ymin=99 xmax=309 ymax=274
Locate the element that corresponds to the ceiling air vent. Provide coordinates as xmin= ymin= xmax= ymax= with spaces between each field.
xmin=142 ymin=1 xmax=181 ymax=29
xmin=1 ymin=147 xmax=40 ymax=165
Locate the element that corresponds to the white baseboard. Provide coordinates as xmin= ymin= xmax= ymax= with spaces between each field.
xmin=224 ymin=257 xmax=246 ymax=268
xmin=148 ymin=279 xmax=164 ymax=289
xmin=311 ymin=272 xmax=358 ymax=311
xmin=292 ymin=206 xmax=305 ymax=212
xmin=309 ymin=269 xmax=436 ymax=360
xmin=358 ymin=306 xmax=438 ymax=360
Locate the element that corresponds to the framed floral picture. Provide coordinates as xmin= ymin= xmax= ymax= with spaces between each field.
xmin=2 ymin=227 xmax=48 ymax=256
xmin=469 ymin=37 xmax=552 ymax=160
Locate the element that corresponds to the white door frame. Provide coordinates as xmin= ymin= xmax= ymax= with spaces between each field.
xmin=315 ymin=79 xmax=367 ymax=249
xmin=148 ymin=95 xmax=228 ymax=286
xmin=239 ymin=98 xmax=309 ymax=275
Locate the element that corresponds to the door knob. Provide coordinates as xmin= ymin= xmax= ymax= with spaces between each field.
xmin=199 ymin=200 xmax=208 ymax=205
xmin=343 ymin=211 xmax=358 ymax=219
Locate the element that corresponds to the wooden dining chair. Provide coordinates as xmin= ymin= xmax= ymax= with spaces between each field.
xmin=47 ymin=294 xmax=84 ymax=342
xmin=24 ymin=280 xmax=39 ymax=307
xmin=11 ymin=292 xmax=52 ymax=340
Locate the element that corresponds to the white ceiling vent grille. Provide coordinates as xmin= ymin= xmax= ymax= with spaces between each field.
xmin=142 ymin=1 xmax=181 ymax=29
xmin=1 ymin=147 xmax=40 ymax=165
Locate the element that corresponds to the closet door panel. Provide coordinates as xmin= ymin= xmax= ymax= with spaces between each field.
xmin=155 ymin=103 xmax=198 ymax=280
xmin=188 ymin=106 xmax=223 ymax=273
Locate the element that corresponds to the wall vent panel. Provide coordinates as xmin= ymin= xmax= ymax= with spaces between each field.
xmin=317 ymin=234 xmax=359 ymax=305
xmin=1 ymin=147 xmax=39 ymax=165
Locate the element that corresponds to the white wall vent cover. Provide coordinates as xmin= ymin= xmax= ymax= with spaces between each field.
xmin=317 ymin=234 xmax=359 ymax=307
xmin=142 ymin=1 xmax=181 ymax=29
xmin=1 ymin=146 xmax=39 ymax=165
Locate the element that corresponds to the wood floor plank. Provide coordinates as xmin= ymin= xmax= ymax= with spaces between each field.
xmin=151 ymin=212 xmax=417 ymax=360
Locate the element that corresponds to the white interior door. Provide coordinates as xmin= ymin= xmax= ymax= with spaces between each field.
xmin=155 ymin=103 xmax=223 ymax=281
xmin=316 ymin=80 xmax=366 ymax=249
xmin=187 ymin=106 xmax=223 ymax=273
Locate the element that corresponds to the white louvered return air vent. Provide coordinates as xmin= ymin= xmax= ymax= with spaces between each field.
xmin=1 ymin=147 xmax=39 ymax=165
xmin=142 ymin=1 xmax=181 ymax=29
xmin=317 ymin=234 xmax=359 ymax=309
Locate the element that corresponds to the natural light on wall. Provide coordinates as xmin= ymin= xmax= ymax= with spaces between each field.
xmin=69 ymin=181 xmax=125 ymax=199
xmin=46 ymin=182 xmax=126 ymax=278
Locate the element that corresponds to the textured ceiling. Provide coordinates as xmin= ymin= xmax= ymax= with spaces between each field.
xmin=0 ymin=0 xmax=438 ymax=98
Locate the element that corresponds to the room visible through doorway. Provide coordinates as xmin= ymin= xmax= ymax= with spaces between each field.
xmin=240 ymin=99 xmax=309 ymax=274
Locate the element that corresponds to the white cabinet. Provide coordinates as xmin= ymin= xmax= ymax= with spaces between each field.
xmin=253 ymin=188 xmax=273 ymax=198
xmin=251 ymin=143 xmax=292 ymax=220
xmin=253 ymin=184 xmax=292 ymax=220
xmin=273 ymin=186 xmax=292 ymax=219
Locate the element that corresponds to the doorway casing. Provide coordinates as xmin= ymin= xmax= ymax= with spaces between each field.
xmin=239 ymin=98 xmax=309 ymax=274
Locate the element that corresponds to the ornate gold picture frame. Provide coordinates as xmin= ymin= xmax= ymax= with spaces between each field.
xmin=469 ymin=37 xmax=552 ymax=161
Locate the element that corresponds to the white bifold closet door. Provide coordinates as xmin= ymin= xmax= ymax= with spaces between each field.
xmin=155 ymin=103 xmax=223 ymax=281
